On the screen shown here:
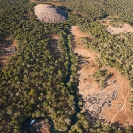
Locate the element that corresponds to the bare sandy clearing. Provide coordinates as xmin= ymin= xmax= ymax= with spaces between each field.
xmin=71 ymin=26 xmax=133 ymax=126
xmin=100 ymin=17 xmax=133 ymax=34
xmin=107 ymin=24 xmax=133 ymax=34
xmin=34 ymin=4 xmax=67 ymax=23
xmin=70 ymin=26 xmax=89 ymax=44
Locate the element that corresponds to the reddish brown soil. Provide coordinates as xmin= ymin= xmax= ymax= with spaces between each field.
xmin=71 ymin=26 xmax=89 ymax=44
xmin=0 ymin=38 xmax=17 ymax=67
xmin=30 ymin=0 xmax=40 ymax=2
xmin=71 ymin=26 xmax=133 ymax=126
xmin=33 ymin=120 xmax=51 ymax=133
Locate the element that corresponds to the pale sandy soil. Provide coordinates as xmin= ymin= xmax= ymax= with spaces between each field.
xmin=34 ymin=4 xmax=67 ymax=23
xmin=100 ymin=17 xmax=133 ymax=34
xmin=71 ymin=26 xmax=133 ymax=126
xmin=107 ymin=24 xmax=133 ymax=34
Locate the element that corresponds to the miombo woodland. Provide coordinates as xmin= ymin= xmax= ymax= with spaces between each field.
xmin=1 ymin=0 xmax=133 ymax=133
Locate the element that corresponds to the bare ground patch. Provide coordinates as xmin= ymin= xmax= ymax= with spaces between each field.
xmin=0 ymin=38 xmax=17 ymax=67
xmin=34 ymin=4 xmax=67 ymax=23
xmin=46 ymin=34 xmax=60 ymax=55
xmin=70 ymin=26 xmax=133 ymax=126
xmin=107 ymin=24 xmax=133 ymax=34
xmin=70 ymin=26 xmax=89 ymax=44
xmin=100 ymin=17 xmax=133 ymax=34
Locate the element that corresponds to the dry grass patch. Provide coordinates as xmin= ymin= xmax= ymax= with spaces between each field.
xmin=107 ymin=24 xmax=133 ymax=34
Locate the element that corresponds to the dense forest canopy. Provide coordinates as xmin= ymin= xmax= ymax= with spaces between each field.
xmin=0 ymin=0 xmax=133 ymax=133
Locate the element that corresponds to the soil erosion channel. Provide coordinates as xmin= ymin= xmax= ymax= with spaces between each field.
xmin=71 ymin=26 xmax=133 ymax=126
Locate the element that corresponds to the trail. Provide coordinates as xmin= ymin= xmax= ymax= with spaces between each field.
xmin=111 ymin=90 xmax=130 ymax=123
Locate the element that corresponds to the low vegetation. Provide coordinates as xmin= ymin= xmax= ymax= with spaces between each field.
xmin=93 ymin=69 xmax=113 ymax=88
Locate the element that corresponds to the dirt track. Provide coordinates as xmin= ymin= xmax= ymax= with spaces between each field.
xmin=71 ymin=26 xmax=133 ymax=126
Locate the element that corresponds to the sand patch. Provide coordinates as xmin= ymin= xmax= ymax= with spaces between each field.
xmin=107 ymin=24 xmax=133 ymax=34
xmin=34 ymin=4 xmax=67 ymax=23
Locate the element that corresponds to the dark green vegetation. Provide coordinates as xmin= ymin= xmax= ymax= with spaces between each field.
xmin=93 ymin=69 xmax=113 ymax=88
xmin=0 ymin=0 xmax=133 ymax=133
